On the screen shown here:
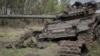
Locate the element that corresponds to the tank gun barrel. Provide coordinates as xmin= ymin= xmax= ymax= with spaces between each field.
xmin=0 ymin=2 xmax=99 ymax=19
xmin=0 ymin=15 xmax=56 ymax=19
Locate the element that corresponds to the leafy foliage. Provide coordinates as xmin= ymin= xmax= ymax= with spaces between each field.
xmin=0 ymin=0 xmax=69 ymax=28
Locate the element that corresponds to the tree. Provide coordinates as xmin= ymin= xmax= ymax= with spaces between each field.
xmin=0 ymin=0 xmax=69 ymax=27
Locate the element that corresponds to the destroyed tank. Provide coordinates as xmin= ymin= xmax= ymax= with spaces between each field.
xmin=0 ymin=0 xmax=100 ymax=56
xmin=35 ymin=0 xmax=100 ymax=56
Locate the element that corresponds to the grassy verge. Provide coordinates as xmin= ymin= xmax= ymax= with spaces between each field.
xmin=0 ymin=27 xmax=100 ymax=56
xmin=0 ymin=26 xmax=58 ymax=56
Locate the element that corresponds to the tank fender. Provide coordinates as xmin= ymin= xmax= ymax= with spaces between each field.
xmin=77 ymin=25 xmax=90 ymax=32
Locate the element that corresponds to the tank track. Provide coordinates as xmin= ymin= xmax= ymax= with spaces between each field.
xmin=57 ymin=40 xmax=82 ymax=56
xmin=94 ymin=25 xmax=100 ymax=42
xmin=95 ymin=25 xmax=100 ymax=38
xmin=57 ymin=31 xmax=93 ymax=56
xmin=78 ymin=30 xmax=93 ymax=50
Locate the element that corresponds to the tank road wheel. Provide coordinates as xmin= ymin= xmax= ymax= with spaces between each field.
xmin=57 ymin=40 xmax=82 ymax=56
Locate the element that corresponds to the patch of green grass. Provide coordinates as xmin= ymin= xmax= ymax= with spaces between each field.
xmin=0 ymin=48 xmax=37 ymax=56
xmin=0 ymin=26 xmax=58 ymax=56
xmin=0 ymin=26 xmax=44 ymax=42
xmin=38 ymin=43 xmax=59 ymax=56
xmin=0 ymin=42 xmax=58 ymax=56
xmin=0 ymin=27 xmax=24 ymax=42
xmin=86 ymin=41 xmax=100 ymax=56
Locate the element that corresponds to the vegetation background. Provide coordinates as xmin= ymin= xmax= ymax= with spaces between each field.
xmin=0 ymin=0 xmax=69 ymax=28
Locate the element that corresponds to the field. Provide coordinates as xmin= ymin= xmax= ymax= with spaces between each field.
xmin=0 ymin=26 xmax=100 ymax=56
xmin=0 ymin=26 xmax=59 ymax=56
